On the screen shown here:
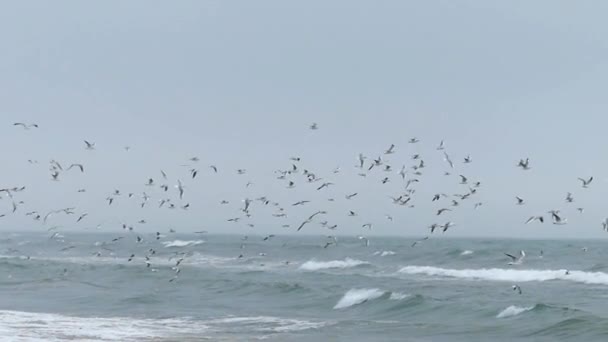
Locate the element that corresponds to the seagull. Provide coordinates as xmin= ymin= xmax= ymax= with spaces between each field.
xmin=398 ymin=165 xmax=407 ymax=180
xmin=84 ymin=140 xmax=95 ymax=150
xmin=437 ymin=208 xmax=451 ymax=216
xmin=443 ymin=152 xmax=454 ymax=169
xmin=13 ymin=122 xmax=38 ymax=129
xmin=357 ymin=153 xmax=366 ymax=169
xmin=345 ymin=193 xmax=358 ymax=200
xmin=362 ymin=223 xmax=372 ymax=230
xmin=516 ymin=196 xmax=525 ymax=205
xmin=578 ymin=176 xmax=593 ymax=188
xmin=51 ymin=171 xmax=60 ymax=181
xmin=549 ymin=211 xmax=567 ymax=225
xmin=565 ymin=192 xmax=574 ymax=203
xmin=176 ymin=180 xmax=184 ymax=199
xmin=436 ymin=140 xmax=445 ymax=150
xmin=310 ymin=123 xmax=318 ymax=130
xmin=67 ymin=164 xmax=84 ymax=173
xmin=441 ymin=222 xmax=455 ymax=232
xmin=76 ymin=213 xmax=88 ymax=223
xmin=161 ymin=170 xmax=168 ymax=179
xmin=577 ymin=208 xmax=584 ymax=214
xmin=505 ymin=250 xmax=525 ymax=265
xmin=463 ymin=155 xmax=472 ymax=164
xmin=525 ymin=216 xmax=544 ymax=224
xmin=316 ymin=182 xmax=333 ymax=191
xmin=459 ymin=175 xmax=468 ymax=184
xmin=602 ymin=218 xmax=608 ymax=231
xmin=384 ymin=144 xmax=396 ymax=154
xmin=411 ymin=236 xmax=429 ymax=247
xmin=292 ymin=200 xmax=310 ymax=206
xmin=209 ymin=165 xmax=218 ymax=173
xmin=512 ymin=285 xmax=522 ymax=295
xmin=408 ymin=138 xmax=419 ymax=144
xmin=357 ymin=235 xmax=370 ymax=247
xmin=517 ymin=158 xmax=531 ymax=170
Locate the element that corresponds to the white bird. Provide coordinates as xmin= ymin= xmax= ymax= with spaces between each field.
xmin=602 ymin=218 xmax=608 ymax=232
xmin=384 ymin=144 xmax=396 ymax=154
xmin=84 ymin=140 xmax=95 ymax=150
xmin=578 ymin=176 xmax=593 ymax=188
xmin=436 ymin=140 xmax=445 ymax=150
xmin=512 ymin=285 xmax=522 ymax=295
xmin=525 ymin=216 xmax=544 ymax=224
xmin=505 ymin=250 xmax=525 ymax=265
xmin=516 ymin=196 xmax=525 ymax=205
xmin=443 ymin=152 xmax=454 ymax=169
xmin=517 ymin=158 xmax=531 ymax=170
xmin=67 ymin=164 xmax=84 ymax=173
xmin=357 ymin=235 xmax=370 ymax=247
xmin=13 ymin=122 xmax=38 ymax=129
xmin=549 ymin=211 xmax=567 ymax=225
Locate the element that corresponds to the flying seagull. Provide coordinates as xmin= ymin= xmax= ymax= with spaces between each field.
xmin=505 ymin=250 xmax=525 ymax=265
xmin=578 ymin=176 xmax=593 ymax=188
xmin=13 ymin=122 xmax=39 ymax=129
xmin=84 ymin=140 xmax=95 ymax=150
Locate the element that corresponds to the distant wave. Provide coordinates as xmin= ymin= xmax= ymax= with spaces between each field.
xmin=162 ymin=240 xmax=205 ymax=248
xmin=496 ymin=305 xmax=535 ymax=318
xmin=299 ymin=258 xmax=369 ymax=271
xmin=373 ymin=250 xmax=396 ymax=257
xmin=399 ymin=266 xmax=608 ymax=285
xmin=0 ymin=310 xmax=329 ymax=341
xmin=334 ymin=288 xmax=386 ymax=309
xmin=460 ymin=250 xmax=474 ymax=256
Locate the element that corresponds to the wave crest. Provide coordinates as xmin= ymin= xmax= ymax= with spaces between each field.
xmin=162 ymin=240 xmax=205 ymax=248
xmin=399 ymin=266 xmax=608 ymax=285
xmin=299 ymin=258 xmax=369 ymax=271
xmin=333 ymin=288 xmax=385 ymax=309
xmin=497 ymin=305 xmax=535 ymax=318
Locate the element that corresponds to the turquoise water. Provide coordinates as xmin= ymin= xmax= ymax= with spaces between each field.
xmin=1 ymin=232 xmax=608 ymax=341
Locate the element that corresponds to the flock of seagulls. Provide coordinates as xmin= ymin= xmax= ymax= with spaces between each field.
xmin=2 ymin=121 xmax=605 ymax=285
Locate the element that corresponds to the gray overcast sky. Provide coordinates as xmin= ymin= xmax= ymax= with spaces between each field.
xmin=1 ymin=1 xmax=608 ymax=238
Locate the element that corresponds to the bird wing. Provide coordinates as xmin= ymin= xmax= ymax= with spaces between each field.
xmin=504 ymin=253 xmax=517 ymax=261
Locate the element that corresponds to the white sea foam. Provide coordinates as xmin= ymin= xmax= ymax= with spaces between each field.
xmin=389 ymin=292 xmax=410 ymax=300
xmin=460 ymin=250 xmax=474 ymax=256
xmin=373 ymin=250 xmax=396 ymax=257
xmin=299 ymin=258 xmax=369 ymax=271
xmin=399 ymin=266 xmax=608 ymax=285
xmin=333 ymin=288 xmax=385 ymax=309
xmin=162 ymin=240 xmax=205 ymax=248
xmin=0 ymin=310 xmax=209 ymax=341
xmin=0 ymin=310 xmax=328 ymax=341
xmin=496 ymin=305 xmax=534 ymax=318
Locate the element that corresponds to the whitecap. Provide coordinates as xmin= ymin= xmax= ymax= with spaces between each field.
xmin=389 ymin=292 xmax=410 ymax=300
xmin=399 ymin=266 xmax=608 ymax=285
xmin=460 ymin=250 xmax=474 ymax=256
xmin=333 ymin=288 xmax=385 ymax=309
xmin=299 ymin=258 xmax=369 ymax=271
xmin=496 ymin=305 xmax=534 ymax=318
xmin=162 ymin=240 xmax=205 ymax=248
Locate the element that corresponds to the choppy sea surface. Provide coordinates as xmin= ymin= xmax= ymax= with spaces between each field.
xmin=2 ymin=232 xmax=608 ymax=341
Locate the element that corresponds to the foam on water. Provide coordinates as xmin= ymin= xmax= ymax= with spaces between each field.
xmin=333 ymin=288 xmax=386 ymax=309
xmin=0 ymin=310 xmax=328 ymax=341
xmin=0 ymin=309 xmax=208 ymax=341
xmin=162 ymin=240 xmax=205 ymax=248
xmin=299 ymin=258 xmax=369 ymax=271
xmin=389 ymin=292 xmax=410 ymax=300
xmin=399 ymin=266 xmax=608 ymax=285
xmin=496 ymin=305 xmax=535 ymax=318
xmin=460 ymin=250 xmax=474 ymax=256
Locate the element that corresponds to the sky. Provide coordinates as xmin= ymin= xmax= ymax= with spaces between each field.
xmin=1 ymin=1 xmax=608 ymax=238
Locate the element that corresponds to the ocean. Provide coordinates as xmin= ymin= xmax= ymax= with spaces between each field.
xmin=1 ymin=232 xmax=608 ymax=341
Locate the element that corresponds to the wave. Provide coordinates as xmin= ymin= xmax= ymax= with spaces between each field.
xmin=389 ymin=292 xmax=410 ymax=300
xmin=334 ymin=288 xmax=386 ymax=309
xmin=162 ymin=240 xmax=205 ymax=248
xmin=373 ymin=250 xmax=396 ymax=257
xmin=0 ymin=310 xmax=328 ymax=341
xmin=496 ymin=305 xmax=535 ymax=318
xmin=399 ymin=266 xmax=608 ymax=285
xmin=460 ymin=250 xmax=474 ymax=256
xmin=299 ymin=258 xmax=369 ymax=271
